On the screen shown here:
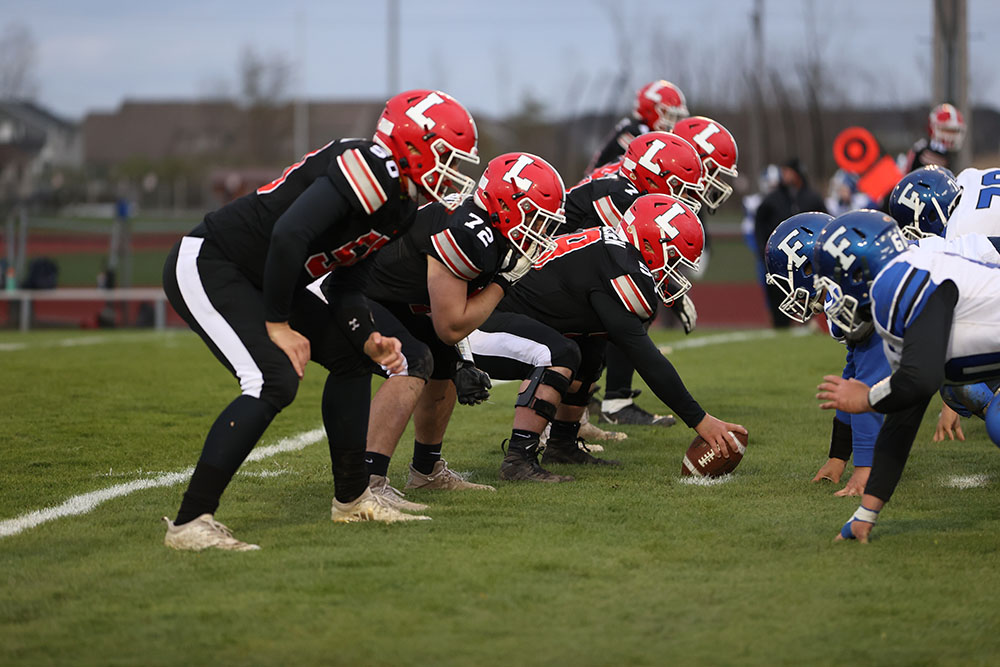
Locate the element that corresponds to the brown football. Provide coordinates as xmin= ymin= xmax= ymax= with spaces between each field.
xmin=680 ymin=431 xmax=748 ymax=477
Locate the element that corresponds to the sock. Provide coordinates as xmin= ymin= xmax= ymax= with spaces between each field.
xmin=365 ymin=452 xmax=391 ymax=478
xmin=323 ymin=373 xmax=371 ymax=504
xmin=412 ymin=440 xmax=442 ymax=475
xmin=175 ymin=395 xmax=278 ymax=524
xmin=507 ymin=429 xmax=540 ymax=456
xmin=550 ymin=419 xmax=581 ymax=444
xmin=175 ymin=461 xmax=231 ymax=525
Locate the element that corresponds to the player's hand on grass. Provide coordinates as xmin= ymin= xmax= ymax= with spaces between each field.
xmin=267 ymin=321 xmax=311 ymax=378
xmin=694 ymin=414 xmax=748 ymax=459
xmin=817 ymin=375 xmax=872 ymax=413
xmin=364 ymin=332 xmax=405 ymax=375
xmin=812 ymin=457 xmax=846 ymax=483
xmin=835 ymin=518 xmax=874 ymax=543
xmin=933 ymin=403 xmax=965 ymax=442
xmin=453 ymin=360 xmax=492 ymax=405
xmin=834 ymin=466 xmax=870 ymax=497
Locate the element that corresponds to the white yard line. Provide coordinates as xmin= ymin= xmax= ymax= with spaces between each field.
xmin=0 ymin=428 xmax=325 ymax=539
xmin=941 ymin=474 xmax=990 ymax=489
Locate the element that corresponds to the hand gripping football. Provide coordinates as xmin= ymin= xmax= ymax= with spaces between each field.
xmin=681 ymin=431 xmax=748 ymax=477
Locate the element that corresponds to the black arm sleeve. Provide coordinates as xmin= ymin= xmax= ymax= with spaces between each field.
xmin=320 ymin=266 xmax=377 ymax=353
xmin=869 ymin=281 xmax=958 ymax=413
xmin=590 ymin=290 xmax=706 ymax=427
xmin=263 ymin=177 xmax=353 ymax=322
xmin=863 ymin=395 xmax=932 ymax=502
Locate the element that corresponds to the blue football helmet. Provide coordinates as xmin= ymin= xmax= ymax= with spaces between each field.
xmin=812 ymin=210 xmax=908 ymax=333
xmin=887 ymin=166 xmax=961 ymax=240
xmin=764 ymin=212 xmax=834 ymax=322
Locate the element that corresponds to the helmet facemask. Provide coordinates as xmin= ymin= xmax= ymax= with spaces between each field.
xmin=506 ymin=195 xmax=564 ymax=262
xmin=415 ymin=137 xmax=479 ymax=210
xmin=651 ymin=245 xmax=697 ymax=306
xmin=700 ymin=157 xmax=738 ymax=211
xmin=817 ymin=277 xmax=864 ymax=334
xmin=665 ymin=174 xmax=704 ymax=215
xmin=766 ymin=265 xmax=821 ymax=323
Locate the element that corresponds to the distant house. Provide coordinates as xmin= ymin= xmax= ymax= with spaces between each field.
xmin=0 ymin=100 xmax=81 ymax=201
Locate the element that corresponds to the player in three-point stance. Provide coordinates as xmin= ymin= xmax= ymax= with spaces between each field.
xmin=160 ymin=90 xmax=480 ymax=549
xmin=467 ymin=194 xmax=747 ymax=482
xmin=813 ymin=210 xmax=1000 ymax=542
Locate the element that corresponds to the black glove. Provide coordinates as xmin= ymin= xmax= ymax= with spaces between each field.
xmin=454 ymin=359 xmax=492 ymax=405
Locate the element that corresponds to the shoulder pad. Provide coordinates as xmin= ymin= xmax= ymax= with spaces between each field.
xmin=327 ymin=140 xmax=399 ymax=214
xmin=609 ymin=273 xmax=657 ymax=320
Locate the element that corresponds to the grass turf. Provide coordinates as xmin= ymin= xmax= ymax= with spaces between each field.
xmin=1 ymin=328 xmax=998 ymax=666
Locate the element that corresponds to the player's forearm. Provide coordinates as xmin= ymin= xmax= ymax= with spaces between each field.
xmin=430 ymin=284 xmax=505 ymax=345
xmin=863 ymin=397 xmax=931 ymax=502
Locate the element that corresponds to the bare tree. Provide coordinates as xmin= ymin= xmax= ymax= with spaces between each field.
xmin=0 ymin=22 xmax=38 ymax=99
xmin=238 ymin=46 xmax=293 ymax=165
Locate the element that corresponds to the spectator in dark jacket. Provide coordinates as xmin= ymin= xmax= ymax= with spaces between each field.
xmin=754 ymin=158 xmax=827 ymax=328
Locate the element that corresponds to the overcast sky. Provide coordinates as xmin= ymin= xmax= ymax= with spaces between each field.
xmin=9 ymin=0 xmax=1000 ymax=121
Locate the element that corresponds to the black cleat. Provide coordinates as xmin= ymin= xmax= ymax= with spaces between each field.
xmin=541 ymin=439 xmax=622 ymax=466
xmin=500 ymin=446 xmax=574 ymax=483
xmin=599 ymin=401 xmax=676 ymax=427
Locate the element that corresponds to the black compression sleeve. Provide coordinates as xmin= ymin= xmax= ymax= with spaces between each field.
xmin=590 ymin=290 xmax=706 ymax=427
xmin=320 ymin=279 xmax=377 ymax=353
xmin=864 ymin=395 xmax=932 ymax=502
xmin=263 ymin=177 xmax=353 ymax=322
xmin=869 ymin=281 xmax=958 ymax=413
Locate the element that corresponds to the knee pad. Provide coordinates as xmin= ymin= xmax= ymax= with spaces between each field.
xmin=562 ymin=382 xmax=594 ymax=408
xmin=404 ymin=343 xmax=434 ymax=382
xmin=258 ymin=370 xmax=299 ymax=412
xmin=550 ymin=338 xmax=582 ymax=375
xmin=515 ymin=367 xmax=571 ymax=422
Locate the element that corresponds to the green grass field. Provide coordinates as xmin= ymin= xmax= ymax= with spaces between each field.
xmin=2 ymin=328 xmax=999 ymax=666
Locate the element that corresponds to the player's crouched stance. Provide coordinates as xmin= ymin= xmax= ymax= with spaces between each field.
xmin=812 ymin=210 xmax=1000 ymax=542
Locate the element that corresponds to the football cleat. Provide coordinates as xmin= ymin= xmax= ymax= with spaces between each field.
xmin=368 ymin=474 xmax=429 ymax=511
xmin=331 ymin=487 xmax=431 ymax=523
xmin=541 ymin=439 xmax=622 ymax=466
xmin=162 ymin=514 xmax=260 ymax=552
xmin=405 ymin=460 xmax=496 ymax=491
xmin=599 ymin=400 xmax=676 ymax=427
xmin=500 ymin=447 xmax=575 ymax=483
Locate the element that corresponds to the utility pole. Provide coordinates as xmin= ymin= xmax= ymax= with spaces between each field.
xmin=932 ymin=0 xmax=969 ymax=169
xmin=748 ymin=0 xmax=765 ymax=185
xmin=387 ymin=0 xmax=400 ymax=95
xmin=293 ymin=9 xmax=309 ymax=158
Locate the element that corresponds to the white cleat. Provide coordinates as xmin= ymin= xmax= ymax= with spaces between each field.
xmin=331 ymin=487 xmax=432 ymax=523
xmin=162 ymin=514 xmax=261 ymax=552
xmin=368 ymin=474 xmax=430 ymax=511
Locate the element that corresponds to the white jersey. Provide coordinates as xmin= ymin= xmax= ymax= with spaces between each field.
xmin=945 ymin=167 xmax=1000 ymax=238
xmin=917 ymin=233 xmax=1000 ymax=264
xmin=870 ymin=245 xmax=1000 ymax=383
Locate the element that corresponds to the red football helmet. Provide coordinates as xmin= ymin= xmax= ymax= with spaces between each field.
xmin=634 ymin=80 xmax=689 ymax=131
xmin=619 ymin=132 xmax=705 ymax=213
xmin=671 ymin=116 xmax=739 ymax=212
xmin=474 ymin=152 xmax=566 ymax=261
xmin=929 ymin=103 xmax=966 ymax=151
xmin=618 ymin=194 xmax=704 ymax=306
xmin=374 ymin=89 xmax=479 ymax=210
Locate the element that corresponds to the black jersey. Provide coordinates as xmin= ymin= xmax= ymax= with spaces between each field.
xmin=499 ymin=226 xmax=705 ymax=426
xmin=904 ymin=138 xmax=952 ymax=174
xmin=586 ymin=117 xmax=649 ymax=174
xmin=564 ymin=175 xmax=640 ymax=233
xmin=363 ymin=197 xmax=509 ymax=308
xmin=196 ymin=138 xmax=415 ymax=321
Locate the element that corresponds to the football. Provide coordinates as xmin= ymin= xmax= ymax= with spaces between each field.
xmin=681 ymin=431 xmax=748 ymax=477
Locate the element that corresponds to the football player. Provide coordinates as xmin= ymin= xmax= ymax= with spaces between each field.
xmin=764 ymin=212 xmax=891 ymax=496
xmin=813 ymin=210 xmax=1000 ymax=542
xmin=902 ymin=103 xmax=966 ymax=174
xmin=585 ymin=80 xmax=689 ymax=175
xmin=469 ymin=194 xmax=747 ymax=481
xmin=322 ymin=152 xmax=567 ymax=506
xmin=160 ymin=90 xmax=479 ymax=550
xmin=565 ymin=131 xmax=706 ymax=428
xmin=887 ymin=165 xmax=1000 ymax=440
